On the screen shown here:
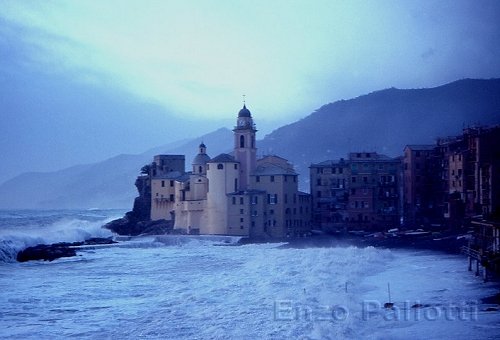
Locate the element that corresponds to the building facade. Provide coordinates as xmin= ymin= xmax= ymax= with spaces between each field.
xmin=310 ymin=152 xmax=401 ymax=231
xmin=147 ymin=105 xmax=311 ymax=238
xmin=402 ymin=125 xmax=500 ymax=228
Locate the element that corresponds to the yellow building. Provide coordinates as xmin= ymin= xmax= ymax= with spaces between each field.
xmin=149 ymin=105 xmax=311 ymax=238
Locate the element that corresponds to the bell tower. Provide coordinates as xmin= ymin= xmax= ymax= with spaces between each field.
xmin=233 ymin=103 xmax=257 ymax=191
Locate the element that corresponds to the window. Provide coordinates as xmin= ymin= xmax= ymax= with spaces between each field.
xmin=240 ymin=218 xmax=244 ymax=222
xmin=234 ymin=164 xmax=238 ymax=170
xmin=198 ymin=166 xmax=202 ymax=173
xmin=352 ymin=176 xmax=357 ymax=183
xmin=240 ymin=225 xmax=244 ymax=229
xmin=232 ymin=197 xmax=236 ymax=205
xmin=161 ymin=180 xmax=165 ymax=187
xmin=269 ymin=194 xmax=277 ymax=204
xmin=240 ymin=135 xmax=245 ymax=148
xmin=217 ymin=164 xmax=224 ymax=170
xmin=240 ymin=209 xmax=244 ymax=214
xmin=270 ymin=209 xmax=274 ymax=215
xmin=339 ymin=168 xmax=343 ymax=174
xmin=285 ymin=176 xmax=288 ymax=182
xmin=317 ymin=179 xmax=321 ymax=185
xmin=271 ymin=175 xmax=275 ymax=182
xmin=170 ymin=194 xmax=174 ymax=201
xmin=284 ymin=194 xmax=288 ymax=203
xmin=234 ymin=178 xmax=238 ymax=191
xmin=240 ymin=197 xmax=244 ymax=204
xmin=252 ymin=196 xmax=258 ymax=204
xmin=256 ymin=176 xmax=260 ymax=182
xmin=363 ymin=176 xmax=368 ymax=183
xmin=170 ymin=180 xmax=174 ymax=187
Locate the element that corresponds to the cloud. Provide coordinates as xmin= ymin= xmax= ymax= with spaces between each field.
xmin=1 ymin=0 xmax=500 ymax=123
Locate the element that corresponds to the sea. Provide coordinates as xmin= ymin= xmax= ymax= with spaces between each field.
xmin=1 ymin=209 xmax=500 ymax=339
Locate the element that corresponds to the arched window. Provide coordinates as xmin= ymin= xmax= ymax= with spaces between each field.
xmin=240 ymin=135 xmax=245 ymax=148
xmin=217 ymin=163 xmax=224 ymax=170
xmin=198 ymin=166 xmax=202 ymax=173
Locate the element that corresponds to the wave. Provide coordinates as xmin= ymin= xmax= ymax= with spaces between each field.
xmin=0 ymin=213 xmax=120 ymax=263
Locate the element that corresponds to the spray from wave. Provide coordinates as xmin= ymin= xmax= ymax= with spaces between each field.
xmin=0 ymin=210 xmax=123 ymax=262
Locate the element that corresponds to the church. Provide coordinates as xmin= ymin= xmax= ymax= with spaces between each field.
xmin=148 ymin=104 xmax=311 ymax=238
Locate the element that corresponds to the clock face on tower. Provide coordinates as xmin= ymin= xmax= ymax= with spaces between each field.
xmin=238 ymin=118 xmax=246 ymax=127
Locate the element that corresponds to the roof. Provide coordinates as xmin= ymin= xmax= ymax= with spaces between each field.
xmin=208 ymin=153 xmax=238 ymax=163
xmin=405 ymin=145 xmax=435 ymax=151
xmin=192 ymin=153 xmax=211 ymax=165
xmin=175 ymin=173 xmax=191 ymax=183
xmin=310 ymin=159 xmax=346 ymax=167
xmin=253 ymin=163 xmax=297 ymax=176
xmin=238 ymin=104 xmax=251 ymax=118
xmin=151 ymin=171 xmax=184 ymax=180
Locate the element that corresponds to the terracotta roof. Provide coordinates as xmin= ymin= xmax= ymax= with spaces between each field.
xmin=253 ymin=163 xmax=297 ymax=175
xmin=208 ymin=153 xmax=238 ymax=163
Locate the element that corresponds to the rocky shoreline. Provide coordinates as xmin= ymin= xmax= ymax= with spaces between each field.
xmin=16 ymin=238 xmax=117 ymax=262
xmin=15 ymin=227 xmax=470 ymax=262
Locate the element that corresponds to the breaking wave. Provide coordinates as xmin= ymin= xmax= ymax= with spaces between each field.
xmin=0 ymin=210 xmax=122 ymax=263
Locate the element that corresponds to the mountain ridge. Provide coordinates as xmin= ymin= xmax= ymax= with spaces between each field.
xmin=1 ymin=78 xmax=499 ymax=209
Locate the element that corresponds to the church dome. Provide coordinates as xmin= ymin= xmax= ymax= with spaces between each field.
xmin=192 ymin=153 xmax=210 ymax=165
xmin=238 ymin=104 xmax=251 ymax=118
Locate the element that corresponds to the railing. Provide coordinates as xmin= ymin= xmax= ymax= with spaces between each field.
xmin=461 ymin=246 xmax=481 ymax=260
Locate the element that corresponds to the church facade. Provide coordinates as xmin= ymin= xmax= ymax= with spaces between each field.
xmin=149 ymin=105 xmax=311 ymax=238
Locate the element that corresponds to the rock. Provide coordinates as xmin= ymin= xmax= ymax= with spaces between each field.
xmin=140 ymin=219 xmax=174 ymax=235
xmin=17 ymin=243 xmax=77 ymax=262
xmin=16 ymin=238 xmax=117 ymax=262
xmin=103 ymin=168 xmax=155 ymax=236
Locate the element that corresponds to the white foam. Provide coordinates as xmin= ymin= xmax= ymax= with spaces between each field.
xmin=0 ymin=215 xmax=118 ymax=262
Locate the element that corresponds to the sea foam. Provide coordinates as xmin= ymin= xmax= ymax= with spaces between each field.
xmin=0 ymin=211 xmax=120 ymax=262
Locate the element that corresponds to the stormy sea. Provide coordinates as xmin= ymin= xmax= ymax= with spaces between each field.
xmin=1 ymin=210 xmax=500 ymax=339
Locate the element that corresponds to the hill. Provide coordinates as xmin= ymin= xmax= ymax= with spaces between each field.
xmin=258 ymin=78 xmax=500 ymax=184
xmin=1 ymin=78 xmax=499 ymax=208
xmin=0 ymin=128 xmax=232 ymax=209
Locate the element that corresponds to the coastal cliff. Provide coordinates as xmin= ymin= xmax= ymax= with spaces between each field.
xmin=104 ymin=169 xmax=172 ymax=236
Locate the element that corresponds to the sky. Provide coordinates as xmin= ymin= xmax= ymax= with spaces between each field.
xmin=1 ymin=0 xmax=500 ymax=183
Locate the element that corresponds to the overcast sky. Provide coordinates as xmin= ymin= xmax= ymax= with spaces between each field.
xmin=1 ymin=0 xmax=500 ymax=182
